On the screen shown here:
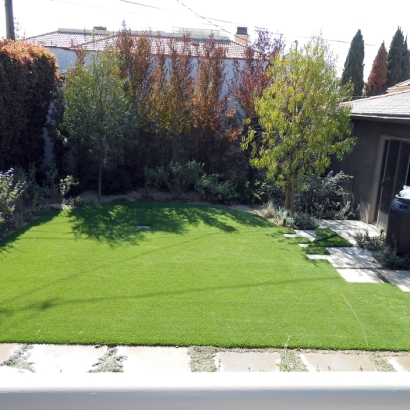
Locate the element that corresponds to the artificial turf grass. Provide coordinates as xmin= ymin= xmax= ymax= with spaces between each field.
xmin=304 ymin=246 xmax=331 ymax=255
xmin=1 ymin=202 xmax=410 ymax=350
xmin=312 ymin=228 xmax=352 ymax=248
xmin=293 ymin=227 xmax=352 ymax=255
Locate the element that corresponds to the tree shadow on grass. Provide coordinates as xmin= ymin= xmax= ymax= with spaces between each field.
xmin=0 ymin=212 xmax=60 ymax=255
xmin=67 ymin=202 xmax=274 ymax=246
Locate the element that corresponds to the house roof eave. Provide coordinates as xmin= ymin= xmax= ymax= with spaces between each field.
xmin=351 ymin=114 xmax=410 ymax=125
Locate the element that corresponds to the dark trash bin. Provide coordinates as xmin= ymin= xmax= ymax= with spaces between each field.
xmin=386 ymin=195 xmax=410 ymax=255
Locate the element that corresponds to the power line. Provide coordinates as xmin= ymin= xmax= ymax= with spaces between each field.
xmin=119 ymin=0 xmax=167 ymax=11
xmin=174 ymin=0 xmax=240 ymax=39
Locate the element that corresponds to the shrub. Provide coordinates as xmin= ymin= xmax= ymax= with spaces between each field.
xmin=145 ymin=161 xmax=204 ymax=198
xmin=256 ymin=179 xmax=284 ymax=204
xmin=42 ymin=166 xmax=78 ymax=202
xmin=102 ymin=168 xmax=133 ymax=195
xmin=355 ymin=229 xmax=410 ymax=270
xmin=195 ymin=174 xmax=237 ymax=204
xmin=290 ymin=212 xmax=319 ymax=230
xmin=373 ymin=246 xmax=410 ymax=270
xmin=0 ymin=169 xmax=26 ymax=233
xmin=354 ymin=229 xmax=385 ymax=252
xmin=260 ymin=200 xmax=276 ymax=218
xmin=234 ymin=178 xmax=260 ymax=204
xmin=296 ymin=171 xmax=354 ymax=220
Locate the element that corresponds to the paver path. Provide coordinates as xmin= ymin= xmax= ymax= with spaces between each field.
xmin=1 ymin=344 xmax=408 ymax=373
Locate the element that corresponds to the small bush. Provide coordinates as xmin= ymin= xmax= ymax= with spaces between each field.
xmin=0 ymin=169 xmax=26 ymax=233
xmin=195 ymin=174 xmax=237 ymax=204
xmin=42 ymin=166 xmax=78 ymax=202
xmin=256 ymin=179 xmax=284 ymax=204
xmin=260 ymin=200 xmax=276 ymax=219
xmin=102 ymin=168 xmax=132 ymax=195
xmin=355 ymin=229 xmax=410 ymax=270
xmin=234 ymin=178 xmax=260 ymax=204
xmin=145 ymin=161 xmax=204 ymax=198
xmin=354 ymin=229 xmax=385 ymax=252
xmin=373 ymin=246 xmax=410 ymax=270
xmin=296 ymin=171 xmax=354 ymax=220
xmin=290 ymin=212 xmax=319 ymax=230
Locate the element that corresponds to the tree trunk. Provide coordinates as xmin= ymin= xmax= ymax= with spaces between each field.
xmin=291 ymin=180 xmax=296 ymax=215
xmin=285 ymin=178 xmax=292 ymax=211
xmin=290 ymin=167 xmax=297 ymax=215
xmin=98 ymin=157 xmax=102 ymax=203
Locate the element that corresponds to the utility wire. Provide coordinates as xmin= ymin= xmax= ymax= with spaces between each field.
xmin=174 ymin=0 xmax=242 ymax=39
xmin=119 ymin=0 xmax=167 ymax=11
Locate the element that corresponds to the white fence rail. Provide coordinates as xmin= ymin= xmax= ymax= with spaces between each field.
xmin=1 ymin=373 xmax=410 ymax=410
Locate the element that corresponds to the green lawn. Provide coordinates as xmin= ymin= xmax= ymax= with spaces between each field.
xmin=1 ymin=202 xmax=410 ymax=350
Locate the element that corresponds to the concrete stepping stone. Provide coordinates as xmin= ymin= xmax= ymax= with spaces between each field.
xmin=214 ymin=352 xmax=280 ymax=372
xmin=0 ymin=366 xmax=32 ymax=375
xmin=387 ymin=356 xmax=410 ymax=372
xmin=29 ymin=344 xmax=108 ymax=374
xmin=300 ymin=353 xmax=376 ymax=372
xmin=116 ymin=346 xmax=191 ymax=372
xmin=336 ymin=269 xmax=384 ymax=283
xmin=0 ymin=344 xmax=20 ymax=363
xmin=284 ymin=230 xmax=315 ymax=241
xmin=320 ymin=220 xmax=380 ymax=235
xmin=377 ymin=270 xmax=410 ymax=292
xmin=327 ymin=247 xmax=383 ymax=269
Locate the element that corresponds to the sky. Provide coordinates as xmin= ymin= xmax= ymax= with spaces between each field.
xmin=1 ymin=0 xmax=410 ymax=79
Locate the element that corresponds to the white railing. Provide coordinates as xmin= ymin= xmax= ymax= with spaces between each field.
xmin=1 ymin=373 xmax=410 ymax=410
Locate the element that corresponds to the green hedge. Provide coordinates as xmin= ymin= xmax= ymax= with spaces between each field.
xmin=0 ymin=40 xmax=59 ymax=171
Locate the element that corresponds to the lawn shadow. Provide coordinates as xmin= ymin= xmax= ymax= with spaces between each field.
xmin=66 ymin=202 xmax=275 ymax=246
xmin=0 ymin=212 xmax=60 ymax=255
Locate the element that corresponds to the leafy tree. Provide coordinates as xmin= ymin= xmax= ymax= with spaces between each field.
xmin=244 ymin=36 xmax=354 ymax=213
xmin=365 ymin=42 xmax=388 ymax=96
xmin=228 ymin=29 xmax=284 ymax=120
xmin=341 ymin=30 xmax=365 ymax=99
xmin=62 ymin=45 xmax=135 ymax=201
xmin=387 ymin=27 xmax=405 ymax=88
xmin=192 ymin=35 xmax=240 ymax=172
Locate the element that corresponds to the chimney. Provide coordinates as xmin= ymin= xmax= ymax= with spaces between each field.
xmin=235 ymin=27 xmax=248 ymax=46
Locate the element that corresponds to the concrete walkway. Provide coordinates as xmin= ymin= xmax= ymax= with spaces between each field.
xmin=286 ymin=220 xmax=410 ymax=291
xmin=1 ymin=344 xmax=410 ymax=373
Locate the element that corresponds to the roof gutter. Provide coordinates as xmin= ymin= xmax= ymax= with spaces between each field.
xmin=350 ymin=114 xmax=410 ymax=125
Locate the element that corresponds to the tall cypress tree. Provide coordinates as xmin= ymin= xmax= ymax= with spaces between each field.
xmin=402 ymin=37 xmax=410 ymax=81
xmin=341 ymin=29 xmax=365 ymax=98
xmin=365 ymin=42 xmax=388 ymax=96
xmin=387 ymin=27 xmax=405 ymax=87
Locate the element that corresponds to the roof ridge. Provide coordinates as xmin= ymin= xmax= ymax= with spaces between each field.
xmin=348 ymin=89 xmax=410 ymax=104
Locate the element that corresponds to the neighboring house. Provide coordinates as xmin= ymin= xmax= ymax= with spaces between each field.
xmin=332 ymin=86 xmax=410 ymax=231
xmin=26 ymin=26 xmax=249 ymax=73
xmin=26 ymin=26 xmax=249 ymax=167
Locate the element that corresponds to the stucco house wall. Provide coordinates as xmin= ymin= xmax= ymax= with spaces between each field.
xmin=332 ymin=120 xmax=410 ymax=227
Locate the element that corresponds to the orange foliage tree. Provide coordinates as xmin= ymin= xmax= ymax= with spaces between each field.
xmin=365 ymin=42 xmax=388 ymax=96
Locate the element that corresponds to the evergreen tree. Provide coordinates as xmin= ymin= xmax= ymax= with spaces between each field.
xmin=402 ymin=37 xmax=410 ymax=81
xmin=387 ymin=27 xmax=405 ymax=87
xmin=365 ymin=42 xmax=388 ymax=96
xmin=341 ymin=29 xmax=365 ymax=99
